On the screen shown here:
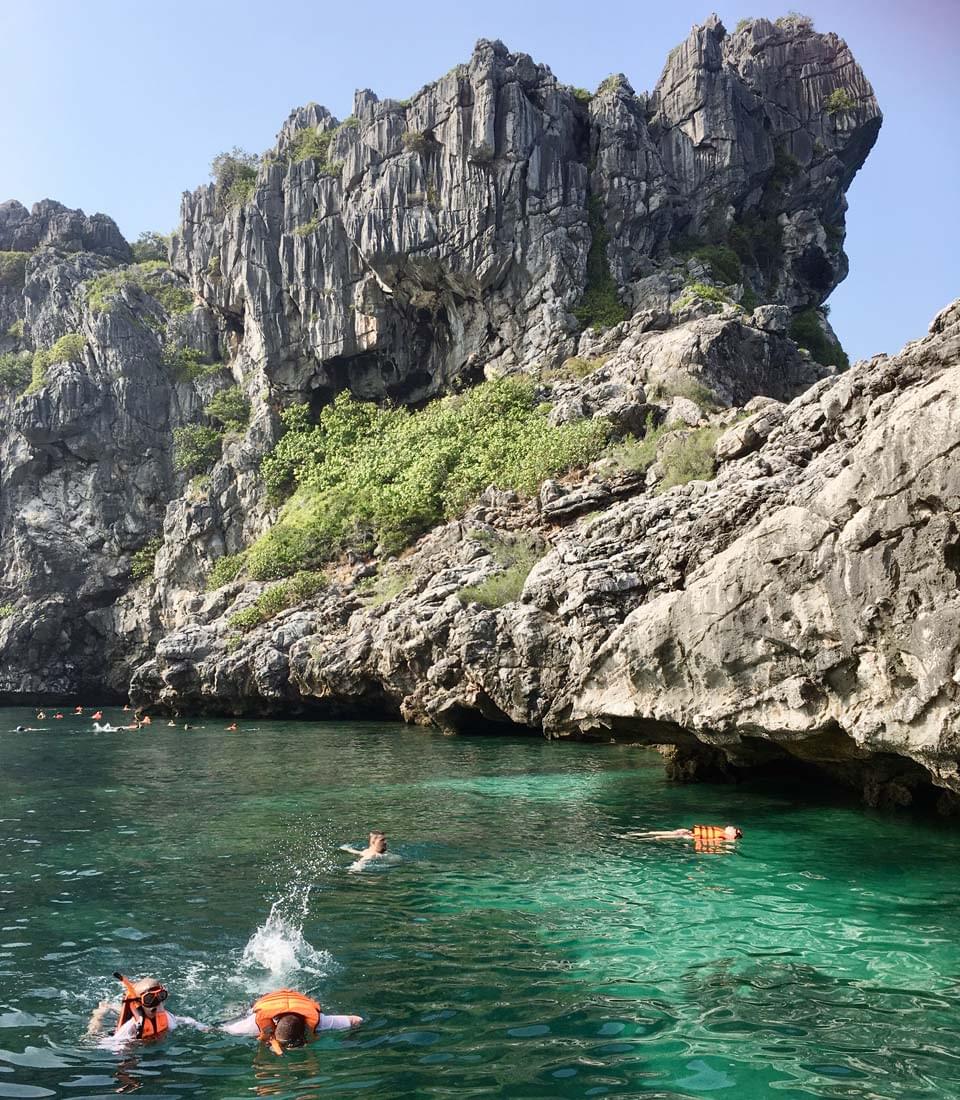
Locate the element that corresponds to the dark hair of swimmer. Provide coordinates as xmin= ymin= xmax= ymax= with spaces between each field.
xmin=274 ymin=1013 xmax=306 ymax=1047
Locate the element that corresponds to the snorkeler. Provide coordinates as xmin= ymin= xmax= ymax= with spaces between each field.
xmin=631 ymin=825 xmax=743 ymax=850
xmin=221 ymin=989 xmax=361 ymax=1054
xmin=86 ymin=973 xmax=207 ymax=1042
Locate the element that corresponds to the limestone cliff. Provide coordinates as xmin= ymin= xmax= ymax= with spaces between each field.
xmin=12 ymin=18 xmax=954 ymax=813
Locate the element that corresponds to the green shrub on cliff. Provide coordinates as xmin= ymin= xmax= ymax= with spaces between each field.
xmin=86 ymin=262 xmax=193 ymax=315
xmin=657 ymin=425 xmax=724 ymax=492
xmin=228 ymin=570 xmax=327 ymax=632
xmin=132 ymin=231 xmax=169 ymax=263
xmin=574 ymin=197 xmax=629 ymax=331
xmin=24 ymin=333 xmax=87 ymax=395
xmin=458 ymin=533 xmax=543 ymax=609
xmin=789 ymin=308 xmax=849 ymax=369
xmin=0 ymin=351 xmax=32 ymax=390
xmin=0 ymin=251 xmax=29 ymax=289
xmin=825 ymin=88 xmax=856 ymax=115
xmin=205 ymin=386 xmax=250 ymax=431
xmin=212 ymin=147 xmax=259 ymax=207
xmin=173 ymin=425 xmax=222 ymax=475
xmin=0 ymin=604 xmax=14 ymax=620
xmin=131 ymin=535 xmax=163 ymax=582
xmin=249 ymin=378 xmax=608 ymax=580
xmin=207 ymin=551 xmax=248 ymax=590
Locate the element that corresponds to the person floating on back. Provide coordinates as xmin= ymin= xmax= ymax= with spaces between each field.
xmin=221 ymin=989 xmax=361 ymax=1055
xmin=86 ymin=972 xmax=207 ymax=1042
xmin=631 ymin=825 xmax=743 ymax=852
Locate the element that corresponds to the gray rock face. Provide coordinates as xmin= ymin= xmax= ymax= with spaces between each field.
xmin=0 ymin=199 xmax=131 ymax=262
xmin=131 ymin=300 xmax=960 ymax=810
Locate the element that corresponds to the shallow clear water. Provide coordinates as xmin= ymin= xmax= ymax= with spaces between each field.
xmin=1 ymin=708 xmax=959 ymax=1098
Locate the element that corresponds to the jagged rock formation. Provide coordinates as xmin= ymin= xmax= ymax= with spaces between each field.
xmin=15 ymin=18 xmax=957 ymax=815
xmin=134 ymin=300 xmax=960 ymax=812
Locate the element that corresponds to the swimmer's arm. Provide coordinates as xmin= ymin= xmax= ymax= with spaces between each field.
xmin=221 ymin=1013 xmax=259 ymax=1037
xmin=339 ymin=844 xmax=364 ymax=856
xmin=318 ymin=1013 xmax=363 ymax=1030
xmin=166 ymin=1012 xmax=210 ymax=1032
xmin=630 ymin=829 xmax=693 ymax=839
xmin=86 ymin=999 xmax=118 ymax=1036
xmin=95 ymin=1014 xmax=139 ymax=1047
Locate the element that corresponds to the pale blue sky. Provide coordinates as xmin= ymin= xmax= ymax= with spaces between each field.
xmin=2 ymin=0 xmax=957 ymax=362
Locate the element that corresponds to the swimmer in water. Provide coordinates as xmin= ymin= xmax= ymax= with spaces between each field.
xmin=14 ymin=725 xmax=44 ymax=732
xmin=86 ymin=973 xmax=208 ymax=1042
xmin=629 ymin=825 xmax=742 ymax=852
xmin=221 ymin=990 xmax=361 ymax=1055
xmin=225 ymin=722 xmax=237 ymax=731
xmin=341 ymin=829 xmax=389 ymax=861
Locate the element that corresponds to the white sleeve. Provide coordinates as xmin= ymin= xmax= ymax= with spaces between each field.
xmin=317 ymin=1014 xmax=357 ymax=1031
xmin=221 ymin=1012 xmax=260 ymax=1037
xmin=98 ymin=1015 xmax=139 ymax=1047
xmin=166 ymin=1012 xmax=209 ymax=1032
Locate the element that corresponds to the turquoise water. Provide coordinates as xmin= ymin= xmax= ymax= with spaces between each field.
xmin=2 ymin=709 xmax=960 ymax=1098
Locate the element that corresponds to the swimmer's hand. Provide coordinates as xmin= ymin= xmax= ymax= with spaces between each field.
xmin=86 ymin=999 xmax=115 ymax=1036
xmin=340 ymin=845 xmax=364 ymax=856
xmin=348 ymin=1015 xmax=362 ymax=1027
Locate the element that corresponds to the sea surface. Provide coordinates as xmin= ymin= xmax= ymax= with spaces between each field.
xmin=1 ymin=708 xmax=959 ymax=1098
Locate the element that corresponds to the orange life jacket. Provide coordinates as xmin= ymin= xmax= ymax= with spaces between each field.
xmin=691 ymin=824 xmax=728 ymax=853
xmin=252 ymin=990 xmax=322 ymax=1039
xmin=115 ymin=975 xmax=169 ymax=1040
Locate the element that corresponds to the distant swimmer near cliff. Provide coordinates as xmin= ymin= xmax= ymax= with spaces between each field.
xmin=221 ymin=989 xmax=361 ymax=1055
xmin=630 ymin=825 xmax=743 ymax=852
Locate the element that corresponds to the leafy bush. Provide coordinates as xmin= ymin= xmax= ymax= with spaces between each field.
xmin=690 ymin=245 xmax=742 ymax=285
xmin=289 ymin=128 xmax=332 ymax=164
xmin=544 ymin=355 xmax=607 ymax=382
xmin=87 ymin=262 xmax=192 ymax=315
xmin=597 ymin=74 xmax=626 ymax=96
xmin=402 ymin=130 xmax=430 ymax=154
xmin=775 ymin=11 xmax=814 ymax=31
xmin=294 ymin=216 xmax=320 ymax=237
xmin=205 ymin=386 xmax=250 ymax=430
xmin=0 ymin=351 xmax=32 ymax=390
xmin=356 ymin=566 xmax=412 ymax=607
xmin=7 ymin=318 xmax=24 ymax=340
xmin=571 ymin=87 xmax=592 ymax=104
xmin=671 ymin=282 xmax=731 ymax=313
xmin=338 ymin=115 xmax=359 ymax=129
xmin=0 ymin=604 xmax=14 ymax=619
xmin=228 ymin=570 xmax=327 ymax=632
xmin=206 ymin=254 xmax=222 ymax=277
xmin=173 ymin=425 xmax=222 ymax=475
xmin=574 ymin=197 xmax=629 ymax=331
xmin=657 ymin=426 xmax=724 ymax=492
xmin=735 ymin=17 xmax=754 ymax=32
xmin=132 ymin=231 xmax=169 ymax=263
xmin=250 ymin=378 xmax=609 ymax=579
xmin=162 ymin=344 xmax=218 ymax=382
xmin=0 ymin=251 xmax=29 ymax=288
xmin=825 ymin=88 xmax=856 ymax=115
xmin=607 ymin=417 xmax=670 ymax=473
xmin=25 ymin=333 xmax=86 ymax=394
xmin=211 ymin=147 xmax=259 ymax=207
xmin=207 ymin=551 xmax=248 ymax=590
xmin=458 ymin=534 xmax=542 ymax=608
xmin=131 ymin=535 xmax=163 ymax=581
xmin=789 ymin=308 xmax=849 ymax=369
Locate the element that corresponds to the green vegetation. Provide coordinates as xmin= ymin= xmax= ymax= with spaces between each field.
xmin=131 ymin=231 xmax=169 ymax=263
xmin=205 ymin=386 xmax=250 ymax=431
xmin=207 ymin=551 xmax=248 ymax=590
xmin=212 ymin=147 xmax=259 ymax=208
xmin=543 ymin=355 xmax=607 ymax=382
xmin=574 ymin=197 xmax=629 ymax=331
xmin=671 ymin=282 xmax=732 ymax=313
xmin=0 ymin=351 xmax=32 ymax=390
xmin=597 ymin=74 xmax=626 ymax=96
xmin=571 ymin=87 xmax=593 ymax=104
xmin=338 ymin=115 xmax=359 ymax=129
xmin=207 ymin=255 xmax=222 ymax=277
xmin=402 ymin=130 xmax=430 ymax=154
xmin=294 ymin=216 xmax=321 ymax=237
xmin=657 ymin=426 xmax=724 ymax=492
xmin=250 ymin=377 xmax=609 ymax=580
xmin=131 ymin=536 xmax=163 ymax=582
xmin=86 ymin=261 xmax=193 ymax=315
xmin=25 ymin=333 xmax=86 ymax=394
xmin=734 ymin=17 xmax=754 ymax=32
xmin=290 ymin=128 xmax=331 ymax=163
xmin=789 ymin=308 xmax=849 ymax=369
xmin=7 ymin=319 xmax=24 ymax=340
xmin=689 ymin=244 xmax=742 ymax=285
xmin=356 ymin=565 xmax=413 ymax=608
xmin=776 ymin=11 xmax=814 ymax=30
xmin=162 ymin=344 xmax=219 ymax=382
xmin=0 ymin=604 xmax=14 ymax=619
xmin=825 ymin=88 xmax=856 ymax=115
xmin=173 ymin=425 xmax=222 ymax=475
xmin=228 ymin=570 xmax=327 ymax=632
xmin=459 ymin=533 xmax=542 ymax=609
xmin=607 ymin=416 xmax=670 ymax=473
xmin=0 ymin=251 xmax=29 ymax=289
xmin=648 ymin=376 xmax=721 ymax=412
